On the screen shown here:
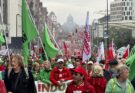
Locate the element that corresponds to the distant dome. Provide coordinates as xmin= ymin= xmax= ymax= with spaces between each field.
xmin=62 ymin=14 xmax=78 ymax=32
xmin=67 ymin=14 xmax=74 ymax=22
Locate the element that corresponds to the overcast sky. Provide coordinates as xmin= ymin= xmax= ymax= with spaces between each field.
xmin=40 ymin=0 xmax=114 ymax=25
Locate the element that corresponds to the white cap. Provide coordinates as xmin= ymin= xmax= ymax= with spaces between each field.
xmin=57 ymin=58 xmax=64 ymax=63
xmin=88 ymin=61 xmax=93 ymax=64
xmin=67 ymin=64 xmax=74 ymax=69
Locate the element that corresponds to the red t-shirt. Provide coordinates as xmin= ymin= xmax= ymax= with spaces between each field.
xmin=87 ymin=77 xmax=107 ymax=93
xmin=50 ymin=67 xmax=72 ymax=85
xmin=66 ymin=81 xmax=95 ymax=93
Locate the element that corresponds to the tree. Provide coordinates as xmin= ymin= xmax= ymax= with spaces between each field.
xmin=109 ymin=27 xmax=135 ymax=48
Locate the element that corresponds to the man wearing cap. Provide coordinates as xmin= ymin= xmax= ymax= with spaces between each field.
xmin=66 ymin=66 xmax=95 ymax=93
xmin=87 ymin=61 xmax=93 ymax=77
xmin=74 ymin=56 xmax=82 ymax=68
xmin=50 ymin=58 xmax=72 ymax=86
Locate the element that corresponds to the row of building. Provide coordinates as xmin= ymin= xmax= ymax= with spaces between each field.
xmin=0 ymin=0 xmax=135 ymax=52
xmin=0 ymin=0 xmax=62 ymax=51
xmin=92 ymin=0 xmax=135 ymax=39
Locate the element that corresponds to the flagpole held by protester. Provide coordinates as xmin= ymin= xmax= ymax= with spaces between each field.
xmin=25 ymin=0 xmax=49 ymax=61
xmin=47 ymin=25 xmax=63 ymax=56
xmin=82 ymin=11 xmax=91 ymax=73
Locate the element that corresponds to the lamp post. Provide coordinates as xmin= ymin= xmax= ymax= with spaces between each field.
xmin=106 ymin=0 xmax=109 ymax=49
xmin=51 ymin=13 xmax=57 ymax=38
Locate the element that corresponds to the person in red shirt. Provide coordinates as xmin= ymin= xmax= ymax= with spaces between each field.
xmin=87 ymin=61 xmax=93 ymax=77
xmin=66 ymin=66 xmax=95 ymax=93
xmin=87 ymin=65 xmax=106 ymax=93
xmin=50 ymin=58 xmax=72 ymax=86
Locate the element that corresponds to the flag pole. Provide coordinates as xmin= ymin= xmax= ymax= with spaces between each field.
xmin=3 ymin=29 xmax=11 ymax=61
xmin=48 ymin=28 xmax=63 ymax=56
xmin=0 ymin=23 xmax=11 ymax=64
xmin=25 ymin=0 xmax=49 ymax=60
xmin=0 ymin=3 xmax=11 ymax=61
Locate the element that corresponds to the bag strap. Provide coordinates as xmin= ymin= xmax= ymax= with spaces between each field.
xmin=128 ymin=82 xmax=132 ymax=93
xmin=111 ymin=79 xmax=116 ymax=93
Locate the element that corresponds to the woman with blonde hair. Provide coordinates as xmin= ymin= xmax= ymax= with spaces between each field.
xmin=4 ymin=54 xmax=37 ymax=93
xmin=87 ymin=64 xmax=107 ymax=93
xmin=105 ymin=64 xmax=134 ymax=93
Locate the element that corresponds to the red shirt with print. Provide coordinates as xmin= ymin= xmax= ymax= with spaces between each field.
xmin=66 ymin=81 xmax=95 ymax=93
xmin=50 ymin=67 xmax=72 ymax=86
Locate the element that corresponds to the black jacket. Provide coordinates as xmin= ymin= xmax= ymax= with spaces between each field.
xmin=4 ymin=68 xmax=37 ymax=93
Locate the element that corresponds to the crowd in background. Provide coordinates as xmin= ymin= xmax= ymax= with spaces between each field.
xmin=0 ymin=54 xmax=135 ymax=93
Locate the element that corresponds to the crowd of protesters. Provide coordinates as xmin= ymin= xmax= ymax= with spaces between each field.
xmin=0 ymin=54 xmax=135 ymax=93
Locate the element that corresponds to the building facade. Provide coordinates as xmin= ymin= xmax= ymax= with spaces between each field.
xmin=110 ymin=0 xmax=133 ymax=21
xmin=8 ymin=0 xmax=21 ymax=43
xmin=0 ymin=0 xmax=6 ymax=31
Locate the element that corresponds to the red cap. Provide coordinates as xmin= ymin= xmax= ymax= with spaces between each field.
xmin=73 ymin=66 xmax=87 ymax=76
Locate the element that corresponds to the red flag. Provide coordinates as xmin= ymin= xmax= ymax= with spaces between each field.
xmin=63 ymin=42 xmax=68 ymax=56
xmin=0 ymin=80 xmax=6 ymax=93
xmin=122 ymin=45 xmax=130 ymax=59
xmin=105 ymin=39 xmax=115 ymax=69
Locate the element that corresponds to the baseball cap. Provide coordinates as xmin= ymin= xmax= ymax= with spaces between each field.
xmin=88 ymin=61 xmax=93 ymax=65
xmin=73 ymin=66 xmax=87 ymax=76
xmin=57 ymin=58 xmax=64 ymax=63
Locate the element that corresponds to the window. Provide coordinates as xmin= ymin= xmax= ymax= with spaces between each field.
xmin=131 ymin=2 xmax=133 ymax=6
xmin=125 ymin=16 xmax=127 ymax=20
xmin=123 ymin=12 xmax=125 ymax=15
xmin=125 ymin=7 xmax=127 ymax=10
xmin=129 ymin=7 xmax=132 ymax=10
xmin=129 ymin=16 xmax=132 ymax=20
xmin=127 ymin=2 xmax=129 ymax=6
xmin=127 ymin=12 xmax=130 ymax=15
xmin=123 ymin=2 xmax=125 ymax=6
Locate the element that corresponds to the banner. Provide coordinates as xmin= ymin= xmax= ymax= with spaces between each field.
xmin=35 ymin=80 xmax=72 ymax=93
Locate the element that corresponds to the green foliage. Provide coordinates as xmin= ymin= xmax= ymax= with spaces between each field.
xmin=109 ymin=27 xmax=135 ymax=48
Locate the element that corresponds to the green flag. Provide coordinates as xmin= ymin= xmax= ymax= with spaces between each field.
xmin=0 ymin=33 xmax=5 ymax=45
xmin=22 ymin=0 xmax=37 ymax=42
xmin=125 ymin=53 xmax=135 ymax=81
xmin=22 ymin=0 xmax=38 ymax=65
xmin=22 ymin=42 xmax=29 ymax=65
xmin=42 ymin=24 xmax=59 ymax=58
xmin=129 ymin=45 xmax=135 ymax=57
xmin=125 ymin=45 xmax=135 ymax=81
